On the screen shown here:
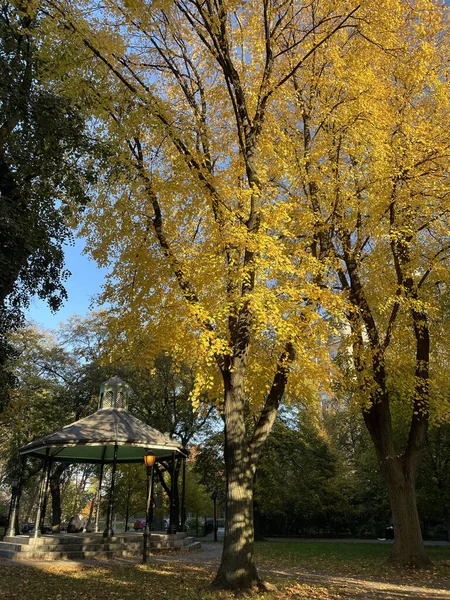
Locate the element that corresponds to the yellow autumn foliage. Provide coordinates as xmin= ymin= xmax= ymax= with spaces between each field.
xmin=42 ymin=0 xmax=450 ymax=423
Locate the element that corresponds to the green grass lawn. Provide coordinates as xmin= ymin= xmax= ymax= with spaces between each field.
xmin=256 ymin=541 xmax=450 ymax=573
xmin=255 ymin=540 xmax=450 ymax=583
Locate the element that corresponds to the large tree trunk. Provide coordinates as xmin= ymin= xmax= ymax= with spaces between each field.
xmin=383 ymin=458 xmax=431 ymax=568
xmin=214 ymin=430 xmax=258 ymax=589
xmin=213 ymin=371 xmax=260 ymax=590
xmin=345 ymin=245 xmax=431 ymax=569
xmin=212 ymin=341 xmax=294 ymax=590
xmin=364 ymin=399 xmax=430 ymax=568
xmin=157 ymin=461 xmax=181 ymax=531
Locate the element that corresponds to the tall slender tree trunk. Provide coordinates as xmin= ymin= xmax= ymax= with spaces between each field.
xmin=87 ymin=494 xmax=95 ymax=530
xmin=124 ymin=472 xmax=132 ymax=532
xmin=253 ymin=499 xmax=263 ymax=541
xmin=50 ymin=464 xmax=67 ymax=532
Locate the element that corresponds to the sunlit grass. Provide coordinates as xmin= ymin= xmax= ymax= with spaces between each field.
xmin=256 ymin=541 xmax=450 ymax=582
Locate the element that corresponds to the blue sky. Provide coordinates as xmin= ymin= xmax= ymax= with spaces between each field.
xmin=25 ymin=238 xmax=108 ymax=330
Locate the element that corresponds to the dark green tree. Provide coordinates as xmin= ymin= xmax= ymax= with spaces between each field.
xmin=128 ymin=353 xmax=218 ymax=529
xmin=194 ymin=432 xmax=226 ymax=497
xmin=254 ymin=412 xmax=339 ymax=536
xmin=130 ymin=354 xmax=216 ymax=447
xmin=0 ymin=322 xmax=107 ymax=530
xmin=417 ymin=425 xmax=450 ymax=541
xmin=0 ymin=1 xmax=101 ymax=403
xmin=114 ymin=465 xmax=147 ymax=531
xmin=323 ymin=404 xmax=391 ymax=539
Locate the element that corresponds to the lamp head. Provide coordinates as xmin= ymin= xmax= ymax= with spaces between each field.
xmin=144 ymin=453 xmax=156 ymax=468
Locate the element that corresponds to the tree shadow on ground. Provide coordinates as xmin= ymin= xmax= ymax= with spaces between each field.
xmin=1 ymin=558 xmax=450 ymax=600
xmin=269 ymin=567 xmax=450 ymax=599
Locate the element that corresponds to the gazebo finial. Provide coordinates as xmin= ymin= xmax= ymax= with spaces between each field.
xmin=98 ymin=375 xmax=131 ymax=410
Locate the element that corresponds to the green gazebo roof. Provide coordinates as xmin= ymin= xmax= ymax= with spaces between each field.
xmin=19 ymin=408 xmax=187 ymax=464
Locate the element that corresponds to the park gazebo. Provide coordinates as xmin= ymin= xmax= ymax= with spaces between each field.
xmin=7 ymin=376 xmax=188 ymax=558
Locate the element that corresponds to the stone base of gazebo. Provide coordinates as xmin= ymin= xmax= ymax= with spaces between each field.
xmin=0 ymin=532 xmax=201 ymax=560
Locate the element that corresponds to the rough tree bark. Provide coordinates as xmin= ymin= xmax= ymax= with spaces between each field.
xmin=213 ymin=372 xmax=259 ymax=589
xmin=50 ymin=463 xmax=68 ymax=532
xmin=364 ymin=400 xmax=431 ymax=568
xmin=213 ymin=344 xmax=294 ymax=590
xmin=157 ymin=461 xmax=181 ymax=530
xmin=384 ymin=459 xmax=430 ymax=567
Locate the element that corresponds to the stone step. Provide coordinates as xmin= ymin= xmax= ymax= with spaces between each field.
xmin=2 ymin=550 xmax=121 ymax=560
xmin=1 ymin=541 xmax=187 ymax=553
xmin=0 ymin=532 xmax=201 ymax=561
xmin=0 ymin=538 xmax=197 ymax=550
xmin=0 ymin=542 xmax=202 ymax=561
xmin=183 ymin=537 xmax=196 ymax=545
xmin=15 ymin=543 xmax=143 ymax=553
xmin=0 ymin=542 xmax=22 ymax=553
xmin=5 ymin=532 xmax=187 ymax=546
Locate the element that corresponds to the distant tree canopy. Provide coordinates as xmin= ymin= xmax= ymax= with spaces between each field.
xmin=130 ymin=353 xmax=217 ymax=448
xmin=0 ymin=1 xmax=102 ymax=399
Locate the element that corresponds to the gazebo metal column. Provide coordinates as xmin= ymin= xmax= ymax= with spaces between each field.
xmin=95 ymin=447 xmax=107 ymax=533
xmin=167 ymin=452 xmax=177 ymax=534
xmin=103 ymin=444 xmax=118 ymax=537
xmin=40 ymin=457 xmax=53 ymax=531
xmin=34 ymin=448 xmax=50 ymax=538
xmin=6 ymin=457 xmax=26 ymax=538
xmin=181 ymin=458 xmax=187 ymax=532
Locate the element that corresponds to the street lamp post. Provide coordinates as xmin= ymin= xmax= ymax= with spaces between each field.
xmin=167 ymin=452 xmax=177 ymax=534
xmin=142 ymin=453 xmax=156 ymax=564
